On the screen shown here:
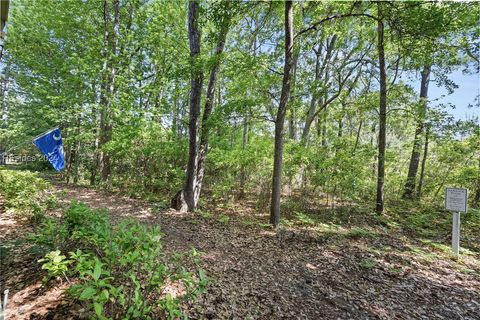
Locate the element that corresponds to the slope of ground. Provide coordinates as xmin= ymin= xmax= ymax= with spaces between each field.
xmin=1 ymin=183 xmax=479 ymax=319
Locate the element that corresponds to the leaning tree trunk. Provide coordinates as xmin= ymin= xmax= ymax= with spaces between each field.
xmin=172 ymin=0 xmax=203 ymax=212
xmin=270 ymin=0 xmax=294 ymax=227
xmin=375 ymin=10 xmax=387 ymax=214
xmin=194 ymin=16 xmax=230 ymax=207
xmin=403 ymin=65 xmax=431 ymax=199
xmin=417 ymin=124 xmax=430 ymax=199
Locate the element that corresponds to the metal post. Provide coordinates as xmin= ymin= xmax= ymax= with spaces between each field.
xmin=0 ymin=289 xmax=8 ymax=320
xmin=452 ymin=212 xmax=460 ymax=258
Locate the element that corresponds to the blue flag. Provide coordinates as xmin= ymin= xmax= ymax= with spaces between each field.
xmin=33 ymin=127 xmax=65 ymax=171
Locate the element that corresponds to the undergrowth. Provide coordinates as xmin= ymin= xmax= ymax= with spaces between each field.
xmin=0 ymin=168 xmax=58 ymax=221
xmin=31 ymin=201 xmax=207 ymax=319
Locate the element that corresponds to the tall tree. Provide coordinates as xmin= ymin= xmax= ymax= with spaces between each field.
xmin=270 ymin=0 xmax=293 ymax=227
xmin=98 ymin=0 xmax=120 ymax=184
xmin=417 ymin=123 xmax=430 ymax=200
xmin=172 ymin=0 xmax=233 ymax=212
xmin=375 ymin=3 xmax=387 ymax=214
xmin=403 ymin=65 xmax=431 ymax=199
xmin=172 ymin=0 xmax=204 ymax=212
xmin=194 ymin=2 xmax=232 ymax=207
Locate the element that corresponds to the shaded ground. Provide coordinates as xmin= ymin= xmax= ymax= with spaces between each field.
xmin=1 ymin=183 xmax=479 ymax=319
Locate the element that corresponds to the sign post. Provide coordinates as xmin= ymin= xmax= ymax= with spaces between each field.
xmin=445 ymin=188 xmax=468 ymax=258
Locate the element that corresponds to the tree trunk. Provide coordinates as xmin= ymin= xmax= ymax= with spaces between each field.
xmin=417 ymin=124 xmax=430 ymax=199
xmin=172 ymin=0 xmax=203 ymax=212
xmin=288 ymin=47 xmax=299 ymax=140
xmin=375 ymin=10 xmax=387 ymax=214
xmin=99 ymin=0 xmax=120 ymax=184
xmin=194 ymin=14 xmax=230 ymax=207
xmin=270 ymin=0 xmax=293 ymax=227
xmin=474 ymin=152 xmax=480 ymax=208
xmin=403 ymin=65 xmax=431 ymax=199
xmin=239 ymin=114 xmax=248 ymax=199
xmin=0 ymin=64 xmax=9 ymax=165
xmin=352 ymin=119 xmax=363 ymax=154
xmin=172 ymin=81 xmax=179 ymax=138
xmin=320 ymin=111 xmax=327 ymax=146
xmin=301 ymin=50 xmax=321 ymax=144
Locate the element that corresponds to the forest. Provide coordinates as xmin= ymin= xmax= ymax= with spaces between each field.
xmin=0 ymin=0 xmax=479 ymax=319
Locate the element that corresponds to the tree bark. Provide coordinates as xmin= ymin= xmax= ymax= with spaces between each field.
xmin=270 ymin=0 xmax=293 ymax=227
xmin=0 ymin=64 xmax=8 ymax=165
xmin=352 ymin=119 xmax=363 ymax=154
xmin=99 ymin=0 xmax=120 ymax=184
xmin=417 ymin=124 xmax=430 ymax=199
xmin=301 ymin=50 xmax=321 ymax=143
xmin=172 ymin=0 xmax=204 ymax=212
xmin=403 ymin=65 xmax=431 ymax=199
xmin=301 ymin=36 xmax=336 ymax=144
xmin=239 ymin=114 xmax=249 ymax=199
xmin=288 ymin=47 xmax=299 ymax=140
xmin=194 ymin=13 xmax=230 ymax=207
xmin=473 ymin=152 xmax=480 ymax=208
xmin=375 ymin=9 xmax=387 ymax=214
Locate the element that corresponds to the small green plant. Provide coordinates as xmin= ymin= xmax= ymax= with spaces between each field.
xmin=345 ymin=227 xmax=377 ymax=239
xmin=28 ymin=216 xmax=68 ymax=249
xmin=38 ymin=250 xmax=71 ymax=283
xmin=45 ymin=194 xmax=59 ymax=210
xmin=359 ymin=257 xmax=376 ymax=269
xmin=198 ymin=210 xmax=212 ymax=219
xmin=293 ymin=211 xmax=316 ymax=225
xmin=69 ymin=257 xmax=117 ymax=320
xmin=64 ymin=201 xmax=108 ymax=233
xmin=218 ymin=214 xmax=230 ymax=224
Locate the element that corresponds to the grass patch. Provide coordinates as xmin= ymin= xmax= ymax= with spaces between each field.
xmin=198 ymin=210 xmax=212 ymax=219
xmin=345 ymin=227 xmax=378 ymax=239
xmin=218 ymin=214 xmax=230 ymax=224
xmin=359 ymin=257 xmax=376 ymax=269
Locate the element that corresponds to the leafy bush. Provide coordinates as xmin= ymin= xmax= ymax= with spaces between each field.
xmin=29 ymin=217 xmax=68 ymax=249
xmin=0 ymin=169 xmax=53 ymax=219
xmin=38 ymin=250 xmax=70 ymax=283
xmin=35 ymin=201 xmax=206 ymax=319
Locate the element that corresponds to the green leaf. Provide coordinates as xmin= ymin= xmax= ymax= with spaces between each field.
xmin=198 ymin=269 xmax=206 ymax=282
xmin=93 ymin=261 xmax=102 ymax=281
xmin=79 ymin=287 xmax=97 ymax=300
xmin=93 ymin=302 xmax=103 ymax=317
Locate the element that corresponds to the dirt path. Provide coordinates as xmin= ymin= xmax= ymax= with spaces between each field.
xmin=1 ymin=184 xmax=480 ymax=319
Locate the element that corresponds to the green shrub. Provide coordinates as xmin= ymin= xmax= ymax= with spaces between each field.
xmin=0 ymin=169 xmax=53 ymax=219
xmin=36 ymin=201 xmax=206 ymax=319
xmin=29 ymin=216 xmax=68 ymax=249
xmin=64 ymin=201 xmax=109 ymax=233
xmin=38 ymin=250 xmax=71 ymax=283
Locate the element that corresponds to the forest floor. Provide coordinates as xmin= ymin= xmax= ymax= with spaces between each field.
xmin=1 ymin=182 xmax=480 ymax=320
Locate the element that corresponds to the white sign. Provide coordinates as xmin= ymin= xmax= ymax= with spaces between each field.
xmin=445 ymin=188 xmax=468 ymax=213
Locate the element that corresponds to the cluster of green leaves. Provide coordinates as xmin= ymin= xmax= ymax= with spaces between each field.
xmin=32 ymin=202 xmax=206 ymax=319
xmin=106 ymin=123 xmax=187 ymax=200
xmin=0 ymin=169 xmax=57 ymax=220
xmin=38 ymin=250 xmax=70 ymax=283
